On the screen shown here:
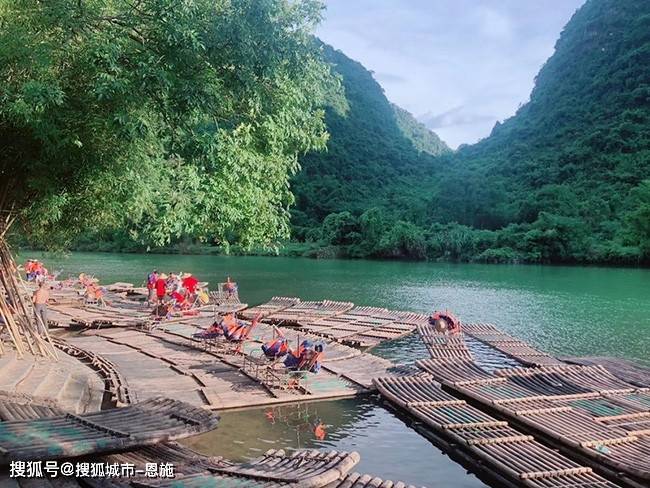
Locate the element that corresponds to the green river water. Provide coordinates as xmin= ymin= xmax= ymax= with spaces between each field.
xmin=24 ymin=252 xmax=650 ymax=487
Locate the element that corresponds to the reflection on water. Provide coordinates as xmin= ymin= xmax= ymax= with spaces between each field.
xmin=183 ymin=397 xmax=487 ymax=487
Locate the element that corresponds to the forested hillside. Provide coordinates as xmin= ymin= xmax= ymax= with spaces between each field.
xmin=290 ymin=44 xmax=450 ymax=238
xmin=300 ymin=0 xmax=650 ymax=264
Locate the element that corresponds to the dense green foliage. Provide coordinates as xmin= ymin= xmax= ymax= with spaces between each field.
xmin=0 ymin=0 xmax=343 ymax=248
xmin=297 ymin=0 xmax=650 ymax=264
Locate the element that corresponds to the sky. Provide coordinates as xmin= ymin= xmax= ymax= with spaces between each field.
xmin=316 ymin=0 xmax=587 ymax=149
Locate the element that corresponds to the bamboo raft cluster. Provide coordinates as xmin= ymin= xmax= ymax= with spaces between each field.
xmin=0 ymin=399 xmax=421 ymax=488
xmin=413 ymin=322 xmax=650 ymax=485
xmin=150 ymin=313 xmax=400 ymax=389
xmin=462 ymin=323 xmax=564 ymax=367
xmin=0 ymin=397 xmax=219 ymax=464
xmin=373 ymin=375 xmax=617 ymax=488
xmin=61 ymin=323 xmax=386 ymax=410
xmin=243 ymin=297 xmax=425 ymax=349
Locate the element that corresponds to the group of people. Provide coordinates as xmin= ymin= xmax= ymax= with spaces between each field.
xmin=146 ymin=270 xmax=202 ymax=309
xmin=194 ymin=316 xmax=324 ymax=373
xmin=24 ymin=259 xmax=48 ymax=282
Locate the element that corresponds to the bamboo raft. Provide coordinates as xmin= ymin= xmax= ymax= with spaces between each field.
xmin=373 ymin=375 xmax=619 ymax=488
xmin=417 ymin=322 xmax=474 ymax=361
xmin=562 ymin=357 xmax=650 ymax=389
xmin=242 ymin=297 xmax=424 ymax=349
xmin=150 ymin=315 xmax=400 ymax=389
xmin=56 ymin=318 xmax=402 ymax=410
xmin=411 ymin=323 xmax=649 ymax=486
xmin=297 ymin=306 xmax=427 ymax=349
xmin=0 ymin=401 xmax=421 ymax=488
xmin=462 ymin=323 xmax=564 ymax=367
xmin=262 ymin=299 xmax=356 ymax=326
xmin=0 ymin=397 xmax=219 ymax=463
xmin=239 ymin=296 xmax=302 ymax=319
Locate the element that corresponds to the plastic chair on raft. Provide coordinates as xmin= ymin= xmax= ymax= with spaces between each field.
xmin=242 ymin=328 xmax=289 ymax=380
xmin=210 ymin=313 xmax=261 ymax=356
xmin=248 ymin=340 xmax=325 ymax=393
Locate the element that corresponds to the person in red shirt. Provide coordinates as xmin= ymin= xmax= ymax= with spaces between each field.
xmin=182 ymin=273 xmax=199 ymax=295
xmin=172 ymin=289 xmax=192 ymax=310
xmin=155 ymin=273 xmax=168 ymax=304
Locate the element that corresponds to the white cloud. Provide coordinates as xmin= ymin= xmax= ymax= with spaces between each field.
xmin=473 ymin=6 xmax=514 ymax=41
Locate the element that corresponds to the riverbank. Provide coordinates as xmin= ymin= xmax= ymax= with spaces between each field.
xmin=17 ymin=238 xmax=650 ymax=268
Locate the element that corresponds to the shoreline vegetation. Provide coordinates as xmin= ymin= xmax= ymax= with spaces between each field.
xmin=15 ymin=228 xmax=649 ymax=267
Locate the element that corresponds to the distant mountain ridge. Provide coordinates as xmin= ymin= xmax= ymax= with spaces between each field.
xmin=291 ymin=44 xmax=450 ymax=233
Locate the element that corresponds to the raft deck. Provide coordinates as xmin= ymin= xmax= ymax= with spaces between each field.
xmin=0 ymin=399 xmax=422 ymax=488
xmin=58 ymin=318 xmax=399 ymax=411
xmin=396 ymin=321 xmax=649 ymax=487
xmin=0 ymin=348 xmax=104 ymax=414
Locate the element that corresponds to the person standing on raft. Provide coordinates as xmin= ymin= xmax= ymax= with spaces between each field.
xmin=146 ymin=269 xmax=158 ymax=305
xmin=32 ymin=281 xmax=50 ymax=334
xmin=154 ymin=273 xmax=168 ymax=304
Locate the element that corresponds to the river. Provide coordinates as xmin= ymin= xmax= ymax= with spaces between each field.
xmin=23 ymin=252 xmax=650 ymax=486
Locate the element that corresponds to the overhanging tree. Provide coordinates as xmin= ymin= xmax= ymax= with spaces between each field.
xmin=0 ymin=0 xmax=345 ymax=248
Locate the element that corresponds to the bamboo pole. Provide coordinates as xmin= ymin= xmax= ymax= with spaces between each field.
xmin=0 ymin=221 xmax=57 ymax=360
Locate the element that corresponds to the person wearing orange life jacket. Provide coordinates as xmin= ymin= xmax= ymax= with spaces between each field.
xmin=313 ymin=420 xmax=326 ymax=440
xmin=221 ymin=313 xmax=258 ymax=342
xmin=262 ymin=326 xmax=289 ymax=359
